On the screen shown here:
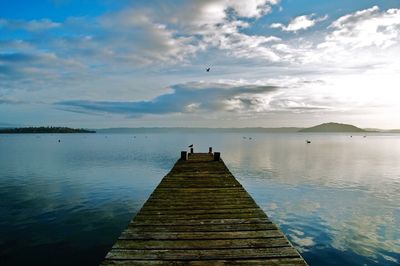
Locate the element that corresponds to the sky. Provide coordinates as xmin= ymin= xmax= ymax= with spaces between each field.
xmin=1 ymin=0 xmax=400 ymax=129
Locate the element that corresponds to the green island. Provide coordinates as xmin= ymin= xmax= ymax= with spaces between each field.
xmin=0 ymin=127 xmax=96 ymax=134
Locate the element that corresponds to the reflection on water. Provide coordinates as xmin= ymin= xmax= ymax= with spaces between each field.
xmin=224 ymin=134 xmax=400 ymax=265
xmin=0 ymin=133 xmax=399 ymax=265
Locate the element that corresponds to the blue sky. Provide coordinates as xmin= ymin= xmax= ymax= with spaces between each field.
xmin=1 ymin=0 xmax=400 ymax=128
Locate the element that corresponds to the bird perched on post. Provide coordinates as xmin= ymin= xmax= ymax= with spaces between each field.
xmin=188 ymin=144 xmax=193 ymax=148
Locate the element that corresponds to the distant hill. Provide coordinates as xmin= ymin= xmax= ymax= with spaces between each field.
xmin=97 ymin=127 xmax=302 ymax=134
xmin=0 ymin=127 xmax=96 ymax=134
xmin=298 ymin=122 xmax=367 ymax=133
xmin=385 ymin=129 xmax=400 ymax=133
xmin=365 ymin=128 xmax=400 ymax=133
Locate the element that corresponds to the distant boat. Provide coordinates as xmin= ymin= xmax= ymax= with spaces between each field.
xmin=306 ymin=140 xmax=311 ymax=144
xmin=363 ymin=136 xmax=367 ymax=138
xmin=249 ymin=137 xmax=252 ymax=140
xmin=243 ymin=137 xmax=247 ymax=139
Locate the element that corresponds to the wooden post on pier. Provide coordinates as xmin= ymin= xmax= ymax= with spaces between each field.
xmin=190 ymin=147 xmax=194 ymax=154
xmin=180 ymin=151 xmax=187 ymax=161
xmin=102 ymin=151 xmax=307 ymax=265
xmin=214 ymin=151 xmax=220 ymax=161
xmin=209 ymin=147 xmax=213 ymax=153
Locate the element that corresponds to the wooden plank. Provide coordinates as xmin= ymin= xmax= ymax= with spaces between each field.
xmin=119 ymin=230 xmax=284 ymax=240
xmin=112 ymin=238 xmax=290 ymax=250
xmin=103 ymin=153 xmax=307 ymax=265
xmin=126 ymin=223 xmax=277 ymax=232
xmin=134 ymin=213 xmax=268 ymax=220
xmin=140 ymin=205 xmax=260 ymax=211
xmin=102 ymin=258 xmax=307 ymax=265
xmin=101 ymin=257 xmax=304 ymax=264
xmin=145 ymin=198 xmax=257 ymax=205
xmin=138 ymin=207 xmax=265 ymax=215
xmin=105 ymin=247 xmax=300 ymax=260
xmin=131 ymin=218 xmax=271 ymax=226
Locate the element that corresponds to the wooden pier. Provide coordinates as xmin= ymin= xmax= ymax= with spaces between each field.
xmin=102 ymin=152 xmax=307 ymax=265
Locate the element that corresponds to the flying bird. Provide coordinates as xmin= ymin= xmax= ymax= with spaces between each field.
xmin=206 ymin=67 xmax=210 ymax=72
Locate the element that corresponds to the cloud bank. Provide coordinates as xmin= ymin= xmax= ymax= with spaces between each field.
xmin=1 ymin=2 xmax=400 ymax=127
xmin=57 ymin=82 xmax=279 ymax=116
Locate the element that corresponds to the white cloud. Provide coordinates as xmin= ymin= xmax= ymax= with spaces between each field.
xmin=214 ymin=31 xmax=282 ymax=61
xmin=271 ymin=13 xmax=328 ymax=32
xmin=172 ymin=0 xmax=279 ymax=29
xmin=98 ymin=9 xmax=199 ymax=64
xmin=227 ymin=0 xmax=279 ymax=18
xmin=158 ymin=0 xmax=281 ymax=61
xmin=321 ymin=6 xmax=400 ymax=49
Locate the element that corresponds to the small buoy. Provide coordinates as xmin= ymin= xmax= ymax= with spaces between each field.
xmin=58 ymin=139 xmax=61 ymax=143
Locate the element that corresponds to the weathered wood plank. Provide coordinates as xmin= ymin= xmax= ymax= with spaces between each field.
xmin=131 ymin=218 xmax=271 ymax=226
xmin=102 ymin=258 xmax=307 ymax=265
xmin=134 ymin=212 xmax=268 ymax=220
xmin=119 ymin=230 xmax=284 ymax=240
xmin=145 ymin=198 xmax=257 ymax=205
xmin=126 ymin=223 xmax=277 ymax=232
xmin=138 ymin=207 xmax=265 ymax=215
xmin=112 ymin=238 xmax=290 ymax=250
xmin=103 ymin=153 xmax=307 ymax=265
xmin=105 ymin=247 xmax=300 ymax=260
xmin=140 ymin=203 xmax=258 ymax=210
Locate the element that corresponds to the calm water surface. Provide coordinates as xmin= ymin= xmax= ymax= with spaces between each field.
xmin=0 ymin=133 xmax=399 ymax=265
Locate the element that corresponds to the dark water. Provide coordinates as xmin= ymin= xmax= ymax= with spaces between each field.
xmin=0 ymin=133 xmax=399 ymax=265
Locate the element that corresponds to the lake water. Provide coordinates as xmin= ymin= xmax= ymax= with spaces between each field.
xmin=0 ymin=133 xmax=399 ymax=265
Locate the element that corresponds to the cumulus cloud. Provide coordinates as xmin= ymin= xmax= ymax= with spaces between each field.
xmin=266 ymin=6 xmax=400 ymax=67
xmin=321 ymin=6 xmax=400 ymax=49
xmin=98 ymin=9 xmax=199 ymax=64
xmin=171 ymin=0 xmax=279 ymax=30
xmin=271 ymin=13 xmax=328 ymax=32
xmin=57 ymin=81 xmax=279 ymax=116
xmin=0 ymin=1 xmax=282 ymax=78
xmin=159 ymin=0 xmax=282 ymax=61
